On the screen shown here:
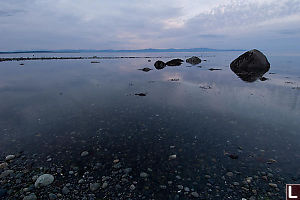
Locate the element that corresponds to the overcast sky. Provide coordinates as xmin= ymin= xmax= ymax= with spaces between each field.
xmin=0 ymin=0 xmax=300 ymax=52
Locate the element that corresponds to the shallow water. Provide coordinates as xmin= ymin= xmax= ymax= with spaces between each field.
xmin=0 ymin=51 xmax=299 ymax=199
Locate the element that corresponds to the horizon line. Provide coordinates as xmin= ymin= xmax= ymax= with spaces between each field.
xmin=0 ymin=48 xmax=245 ymax=54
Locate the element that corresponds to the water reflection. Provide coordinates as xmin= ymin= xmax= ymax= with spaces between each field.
xmin=231 ymin=70 xmax=269 ymax=82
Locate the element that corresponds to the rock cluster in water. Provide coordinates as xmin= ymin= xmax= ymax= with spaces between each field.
xmin=186 ymin=56 xmax=201 ymax=65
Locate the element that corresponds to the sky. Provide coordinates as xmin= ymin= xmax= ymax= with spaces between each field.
xmin=0 ymin=0 xmax=300 ymax=52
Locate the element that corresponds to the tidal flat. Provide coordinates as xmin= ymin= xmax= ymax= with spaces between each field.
xmin=0 ymin=51 xmax=299 ymax=200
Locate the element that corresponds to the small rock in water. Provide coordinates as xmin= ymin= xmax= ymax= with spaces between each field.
xmin=102 ymin=182 xmax=108 ymax=189
xmin=135 ymin=93 xmax=146 ymax=96
xmin=191 ymin=192 xmax=199 ymax=198
xmin=5 ymin=155 xmax=15 ymax=161
xmin=0 ymin=162 xmax=8 ymax=169
xmin=49 ymin=193 xmax=57 ymax=200
xmin=269 ymin=183 xmax=278 ymax=188
xmin=62 ymin=186 xmax=70 ymax=194
xmin=130 ymin=184 xmax=136 ymax=190
xmin=178 ymin=185 xmax=184 ymax=190
xmin=209 ymin=68 xmax=222 ymax=71
xmin=228 ymin=154 xmax=239 ymax=159
xmin=186 ymin=56 xmax=201 ymax=65
xmin=139 ymin=67 xmax=152 ymax=72
xmin=90 ymin=183 xmax=100 ymax=192
xmin=166 ymin=59 xmax=184 ymax=66
xmin=233 ymin=182 xmax=240 ymax=186
xmin=140 ymin=172 xmax=148 ymax=178
xmin=34 ymin=174 xmax=54 ymax=188
xmin=226 ymin=172 xmax=234 ymax=177
xmin=160 ymin=185 xmax=167 ymax=189
xmin=81 ymin=151 xmax=89 ymax=157
xmin=169 ymin=154 xmax=177 ymax=160
xmin=23 ymin=193 xmax=37 ymax=200
xmin=154 ymin=60 xmax=166 ymax=70
xmin=266 ymin=159 xmax=277 ymax=164
xmin=0 ymin=170 xmax=14 ymax=178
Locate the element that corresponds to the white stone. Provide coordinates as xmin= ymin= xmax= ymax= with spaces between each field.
xmin=5 ymin=155 xmax=15 ymax=161
xmin=34 ymin=174 xmax=54 ymax=188
xmin=81 ymin=151 xmax=89 ymax=157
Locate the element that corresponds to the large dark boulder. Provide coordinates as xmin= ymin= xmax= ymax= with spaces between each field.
xmin=166 ymin=59 xmax=184 ymax=66
xmin=230 ymin=49 xmax=270 ymax=82
xmin=154 ymin=60 xmax=166 ymax=70
xmin=186 ymin=56 xmax=201 ymax=65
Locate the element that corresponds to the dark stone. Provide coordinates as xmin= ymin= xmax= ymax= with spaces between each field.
xmin=228 ymin=154 xmax=239 ymax=159
xmin=154 ymin=60 xmax=166 ymax=70
xmin=230 ymin=49 xmax=270 ymax=82
xmin=186 ymin=56 xmax=201 ymax=65
xmin=138 ymin=67 xmax=152 ymax=72
xmin=209 ymin=68 xmax=222 ymax=71
xmin=135 ymin=93 xmax=146 ymax=96
xmin=166 ymin=59 xmax=184 ymax=66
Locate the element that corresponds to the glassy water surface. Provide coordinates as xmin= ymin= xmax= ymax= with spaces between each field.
xmin=0 ymin=51 xmax=299 ymax=199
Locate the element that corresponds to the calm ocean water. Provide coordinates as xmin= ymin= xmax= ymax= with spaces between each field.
xmin=0 ymin=51 xmax=299 ymax=199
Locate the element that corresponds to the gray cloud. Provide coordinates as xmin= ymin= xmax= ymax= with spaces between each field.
xmin=0 ymin=0 xmax=299 ymax=52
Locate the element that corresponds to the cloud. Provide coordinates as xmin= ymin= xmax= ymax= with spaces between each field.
xmin=0 ymin=0 xmax=299 ymax=51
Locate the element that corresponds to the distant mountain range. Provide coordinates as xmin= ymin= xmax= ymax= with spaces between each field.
xmin=0 ymin=48 xmax=244 ymax=54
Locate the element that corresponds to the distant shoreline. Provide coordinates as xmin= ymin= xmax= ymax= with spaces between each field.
xmin=0 ymin=48 xmax=244 ymax=54
xmin=0 ymin=56 xmax=172 ymax=62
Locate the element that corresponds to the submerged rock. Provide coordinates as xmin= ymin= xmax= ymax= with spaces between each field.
xmin=5 ymin=155 xmax=15 ymax=161
xmin=209 ymin=68 xmax=222 ymax=71
xmin=154 ymin=60 xmax=166 ymax=70
xmin=230 ymin=49 xmax=270 ymax=82
xmin=90 ymin=183 xmax=100 ymax=192
xmin=186 ymin=56 xmax=201 ymax=65
xmin=0 ymin=170 xmax=14 ymax=178
xmin=166 ymin=59 xmax=184 ymax=66
xmin=135 ymin=93 xmax=146 ymax=96
xmin=138 ymin=67 xmax=152 ymax=72
xmin=80 ymin=151 xmax=89 ymax=157
xmin=23 ymin=193 xmax=37 ymax=200
xmin=34 ymin=174 xmax=54 ymax=188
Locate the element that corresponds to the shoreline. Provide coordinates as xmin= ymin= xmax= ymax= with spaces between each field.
xmin=0 ymin=56 xmax=167 ymax=62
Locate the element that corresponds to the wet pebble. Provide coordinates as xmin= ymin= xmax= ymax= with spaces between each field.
xmin=90 ymin=183 xmax=100 ymax=192
xmin=62 ymin=186 xmax=70 ymax=194
xmin=191 ymin=192 xmax=199 ymax=198
xmin=226 ymin=172 xmax=233 ymax=177
xmin=0 ymin=162 xmax=8 ymax=169
xmin=102 ymin=182 xmax=108 ymax=189
xmin=169 ymin=154 xmax=177 ymax=160
xmin=34 ymin=174 xmax=54 ymax=188
xmin=49 ymin=193 xmax=57 ymax=200
xmin=0 ymin=170 xmax=14 ymax=178
xmin=269 ymin=183 xmax=278 ymax=188
xmin=23 ymin=193 xmax=37 ymax=200
xmin=140 ymin=172 xmax=148 ymax=178
xmin=5 ymin=155 xmax=15 ymax=161
xmin=178 ymin=185 xmax=184 ymax=190
xmin=81 ymin=151 xmax=89 ymax=157
xmin=130 ymin=184 xmax=136 ymax=190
